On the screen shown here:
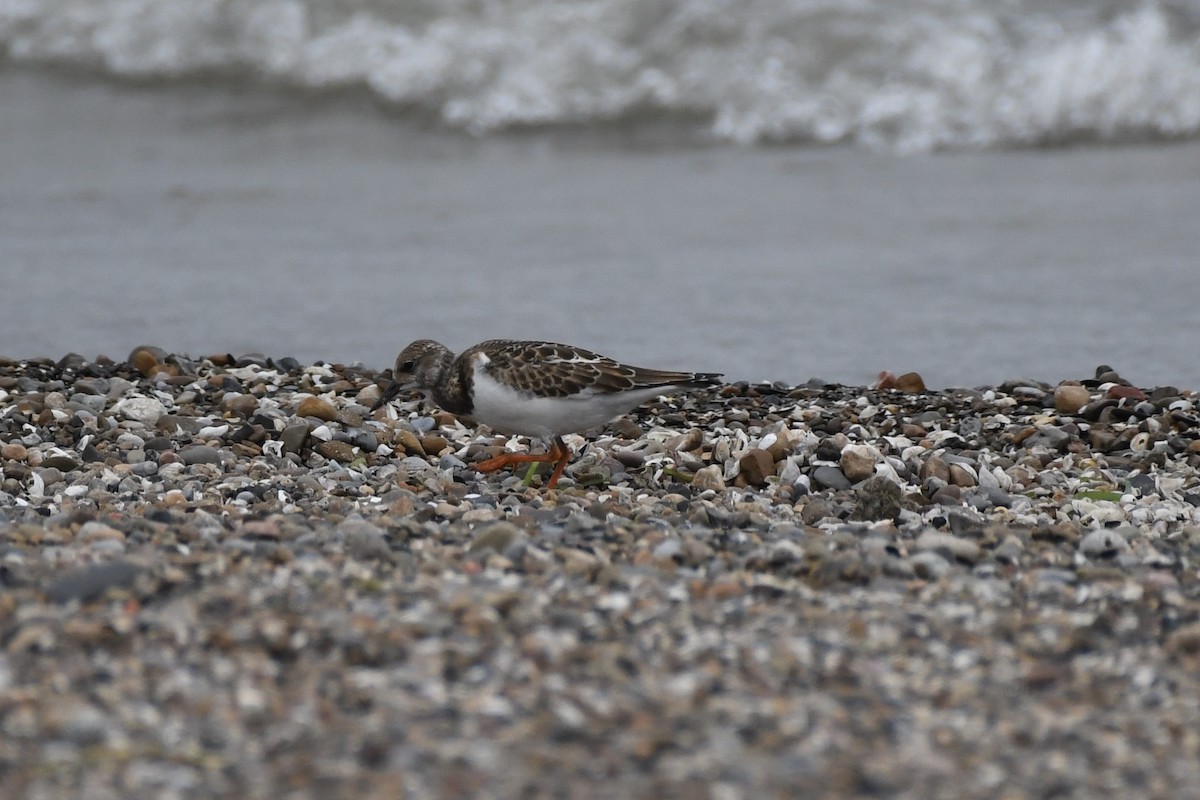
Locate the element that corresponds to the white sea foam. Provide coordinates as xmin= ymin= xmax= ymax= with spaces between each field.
xmin=2 ymin=0 xmax=1199 ymax=151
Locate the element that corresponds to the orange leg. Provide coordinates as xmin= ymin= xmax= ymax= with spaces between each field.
xmin=475 ymin=436 xmax=571 ymax=489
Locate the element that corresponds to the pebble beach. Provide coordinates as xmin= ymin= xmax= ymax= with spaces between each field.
xmin=3 ymin=348 xmax=1200 ymax=799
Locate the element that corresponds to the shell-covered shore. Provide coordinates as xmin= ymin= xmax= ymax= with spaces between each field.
xmin=2 ymin=349 xmax=1199 ymax=799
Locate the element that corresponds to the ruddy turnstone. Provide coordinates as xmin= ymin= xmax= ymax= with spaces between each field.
xmin=371 ymin=339 xmax=722 ymax=488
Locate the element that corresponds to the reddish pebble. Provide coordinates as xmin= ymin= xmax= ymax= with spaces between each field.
xmin=1106 ymin=384 xmax=1147 ymax=401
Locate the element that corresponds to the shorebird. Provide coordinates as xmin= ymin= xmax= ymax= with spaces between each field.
xmin=371 ymin=339 xmax=722 ymax=488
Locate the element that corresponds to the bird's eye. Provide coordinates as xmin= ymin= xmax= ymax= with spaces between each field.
xmin=399 ymin=360 xmax=415 ymax=373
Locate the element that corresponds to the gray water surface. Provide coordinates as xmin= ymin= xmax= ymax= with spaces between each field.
xmin=3 ymin=70 xmax=1198 ymax=388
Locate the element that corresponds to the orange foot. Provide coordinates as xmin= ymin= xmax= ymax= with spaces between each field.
xmin=475 ymin=436 xmax=571 ymax=489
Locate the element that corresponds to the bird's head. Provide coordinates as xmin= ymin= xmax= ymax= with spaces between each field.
xmin=371 ymin=339 xmax=452 ymax=411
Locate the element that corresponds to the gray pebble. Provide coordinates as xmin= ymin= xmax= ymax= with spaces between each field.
xmin=1080 ymin=528 xmax=1132 ymax=557
xmin=118 ymin=397 xmax=167 ymax=423
xmin=468 ymin=522 xmax=524 ymax=556
xmin=130 ymin=461 xmax=159 ymax=477
xmin=909 ymin=551 xmax=953 ymax=580
xmin=35 ymin=467 xmax=64 ymax=487
xmin=342 ymin=520 xmax=392 ymax=562
xmin=180 ymin=445 xmax=223 ymax=466
xmin=45 ymin=560 xmax=144 ymax=604
xmin=63 ymin=705 xmax=110 ymax=746
xmin=811 ymin=465 xmax=852 ymax=491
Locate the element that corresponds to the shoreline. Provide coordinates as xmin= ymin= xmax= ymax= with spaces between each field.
xmin=2 ymin=349 xmax=1199 ymax=797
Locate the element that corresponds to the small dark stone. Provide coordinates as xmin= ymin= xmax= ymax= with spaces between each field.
xmin=5 ymin=463 xmax=31 ymax=481
xmin=931 ymin=484 xmax=960 ymax=503
xmin=236 ymin=353 xmax=271 ymax=368
xmin=851 ymin=476 xmax=903 ymax=521
xmin=280 ymin=423 xmax=310 ymax=455
xmin=811 ymin=465 xmax=852 ymax=491
xmin=814 ymin=437 xmax=845 ymax=462
xmin=980 ymin=486 xmax=1015 ymax=508
xmin=229 ymin=424 xmax=263 ymax=444
xmin=72 ymin=378 xmax=107 ymax=396
xmin=55 ymin=353 xmax=89 ymax=371
xmin=1127 ymin=473 xmax=1157 ymax=495
xmin=352 ymin=430 xmax=379 ymax=452
xmin=40 ymin=455 xmax=81 ymax=472
xmin=1025 ymin=427 xmax=1071 ymax=451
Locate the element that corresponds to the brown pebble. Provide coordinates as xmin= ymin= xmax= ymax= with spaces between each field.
xmin=1107 ymin=384 xmax=1147 ymax=401
xmin=690 ymin=465 xmax=726 ymax=492
xmin=1 ymin=442 xmax=28 ymax=461
xmin=896 ymin=372 xmax=926 ymax=393
xmin=419 ymin=435 xmax=450 ymax=455
xmin=433 ymin=411 xmax=459 ymax=428
xmin=224 ymin=394 xmax=259 ymax=418
xmin=766 ymin=429 xmax=794 ymax=461
xmin=128 ymin=345 xmax=166 ymax=377
xmin=738 ymin=449 xmax=774 ymax=487
xmin=316 ymin=440 xmax=356 ymax=462
xmin=396 ymin=430 xmax=425 ymax=456
xmin=919 ymin=454 xmax=950 ymax=483
xmin=78 ymin=522 xmax=125 ymax=543
xmin=707 ymin=578 xmax=745 ymax=601
xmin=232 ymin=442 xmax=261 ymax=457
xmin=1054 ymin=383 xmax=1091 ymax=414
xmin=1167 ymin=623 xmax=1200 ymax=661
xmin=297 ymin=396 xmax=339 ymax=422
xmin=610 ymin=417 xmax=643 ymax=440
xmin=388 ymin=495 xmax=416 ymax=517
xmin=948 ymin=463 xmax=977 ymax=487
xmin=1008 ymin=426 xmax=1038 ymax=445
xmin=1090 ymin=429 xmax=1119 ymax=452
xmin=149 ymin=362 xmax=181 ymax=379
xmin=356 ymin=385 xmax=382 ymax=407
xmin=840 ymin=444 xmax=880 ymax=483
xmin=670 ymin=428 xmax=704 ymax=453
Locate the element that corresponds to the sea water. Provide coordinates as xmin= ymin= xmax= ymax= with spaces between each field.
xmin=2 ymin=1 xmax=1199 ymax=387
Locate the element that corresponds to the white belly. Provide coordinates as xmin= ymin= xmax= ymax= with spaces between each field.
xmin=469 ymin=368 xmax=669 ymax=439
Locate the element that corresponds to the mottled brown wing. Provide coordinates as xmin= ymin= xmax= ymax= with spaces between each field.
xmin=476 ymin=340 xmax=616 ymax=397
xmin=476 ymin=340 xmax=720 ymax=398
